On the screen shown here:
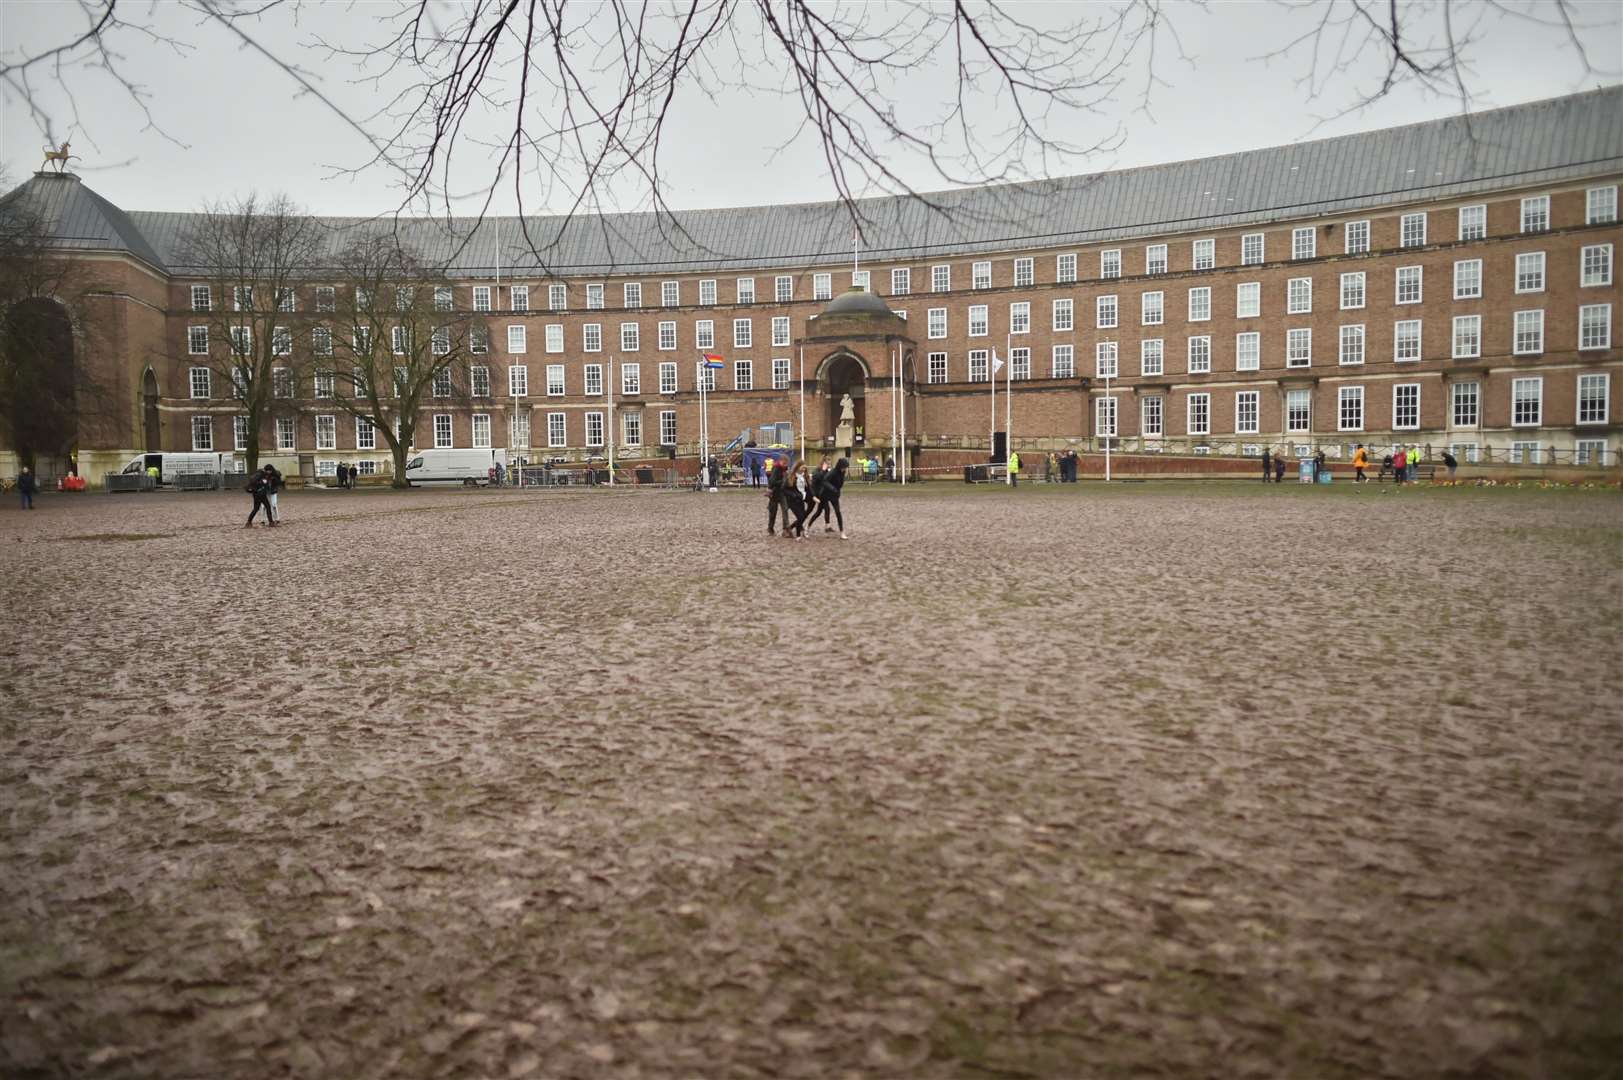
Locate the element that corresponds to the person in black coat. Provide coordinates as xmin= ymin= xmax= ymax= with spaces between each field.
xmin=765 ymin=458 xmax=788 ymax=536
xmin=803 ymin=458 xmax=830 ymax=527
xmin=783 ymin=462 xmax=812 ymax=538
xmin=812 ymin=458 xmax=849 ymax=538
xmin=245 ymin=466 xmax=277 ymax=527
xmin=17 ymin=466 xmax=37 ymax=509
xmin=1261 ymin=448 xmax=1272 ymax=484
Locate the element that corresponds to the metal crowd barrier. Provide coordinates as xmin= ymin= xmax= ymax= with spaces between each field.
xmin=103 ymin=473 xmax=156 ymax=492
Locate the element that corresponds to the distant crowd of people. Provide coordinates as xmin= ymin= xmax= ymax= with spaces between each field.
xmin=1259 ymin=444 xmax=1458 ymax=485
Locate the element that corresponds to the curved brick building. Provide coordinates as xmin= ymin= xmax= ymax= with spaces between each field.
xmin=3 ymin=87 xmax=1619 ymax=483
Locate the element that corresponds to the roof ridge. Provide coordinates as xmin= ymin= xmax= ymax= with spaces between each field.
xmin=12 ymin=86 xmax=1622 ymax=275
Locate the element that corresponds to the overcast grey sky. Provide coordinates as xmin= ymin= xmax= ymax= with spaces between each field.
xmin=2 ymin=1 xmax=1619 ymax=218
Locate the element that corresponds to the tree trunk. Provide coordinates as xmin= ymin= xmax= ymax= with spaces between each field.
xmin=391 ymin=439 xmax=410 ymax=488
xmin=243 ymin=403 xmax=261 ymax=473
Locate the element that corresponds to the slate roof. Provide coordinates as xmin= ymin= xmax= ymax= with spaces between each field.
xmin=0 ymin=171 xmax=168 ymax=270
xmin=5 ymin=86 xmax=1621 ymax=279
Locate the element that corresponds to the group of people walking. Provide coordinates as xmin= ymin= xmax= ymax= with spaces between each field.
xmin=245 ymin=464 xmax=285 ymax=527
xmin=1044 ymin=449 xmax=1083 ymax=482
xmin=766 ymin=456 xmax=849 ymax=540
xmin=1258 ymin=448 xmax=1294 ymax=483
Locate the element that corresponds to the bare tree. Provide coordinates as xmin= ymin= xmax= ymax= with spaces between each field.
xmin=0 ymin=173 xmax=120 ymax=470
xmin=175 ymin=193 xmax=323 ymax=473
xmin=323 ymin=233 xmax=485 ymax=487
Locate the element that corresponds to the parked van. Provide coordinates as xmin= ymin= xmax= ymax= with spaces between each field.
xmin=404 ymin=448 xmax=506 ymax=486
xmin=118 ymin=452 xmax=235 ymax=485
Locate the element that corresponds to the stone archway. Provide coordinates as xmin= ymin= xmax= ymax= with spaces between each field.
xmin=2 ymin=297 xmax=78 ymax=467
xmin=821 ymin=352 xmax=868 ymax=442
xmin=141 ymin=369 xmax=160 ymax=451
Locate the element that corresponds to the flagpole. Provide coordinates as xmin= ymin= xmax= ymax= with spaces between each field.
xmin=607 ymin=353 xmax=615 ymax=487
xmin=899 ymin=348 xmax=907 ymax=485
xmin=891 ymin=343 xmax=898 ymax=483
xmin=989 ymin=346 xmax=996 ymax=473
xmin=697 ymin=359 xmax=707 ymax=485
xmin=798 ymin=345 xmax=805 ymax=464
xmin=1005 ymin=333 xmax=1013 ymax=486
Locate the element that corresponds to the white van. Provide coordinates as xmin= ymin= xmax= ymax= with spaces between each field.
xmin=118 ymin=452 xmax=236 ymax=484
xmin=404 ymin=448 xmax=506 ymax=486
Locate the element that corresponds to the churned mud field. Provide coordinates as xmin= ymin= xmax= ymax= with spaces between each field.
xmin=2 ymin=481 xmax=1620 ymax=1079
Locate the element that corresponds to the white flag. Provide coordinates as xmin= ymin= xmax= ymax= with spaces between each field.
xmin=991 ymin=350 xmax=1004 ymax=374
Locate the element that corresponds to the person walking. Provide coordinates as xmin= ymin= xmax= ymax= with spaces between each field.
xmin=1353 ymin=444 xmax=1369 ymax=483
xmin=784 ymin=462 xmax=812 ymax=538
xmin=804 ymin=458 xmax=831 ymax=527
xmin=1008 ymin=450 xmax=1021 ymax=487
xmin=1442 ymin=448 xmax=1458 ymax=481
xmin=1261 ymin=448 xmax=1272 ymax=483
xmin=766 ymin=457 xmax=788 ymax=537
xmin=245 ymin=466 xmax=277 ymax=527
xmin=1313 ymin=449 xmax=1327 ymax=484
xmin=824 ymin=457 xmax=850 ymax=535
xmin=1392 ymin=446 xmax=1406 ymax=485
xmin=349 ymin=463 xmax=359 ymax=489
xmin=267 ymin=463 xmax=285 ymax=520
xmin=17 ymin=466 xmax=37 ymax=509
xmin=1273 ymin=454 xmax=1287 ymax=483
xmin=811 ymin=458 xmax=850 ymax=538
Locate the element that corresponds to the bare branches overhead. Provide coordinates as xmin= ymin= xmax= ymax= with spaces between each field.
xmin=318 ymin=1 xmax=1181 ymax=262
xmin=1255 ymin=0 xmax=1621 ymax=132
xmin=3 ymin=0 xmax=1618 ymax=272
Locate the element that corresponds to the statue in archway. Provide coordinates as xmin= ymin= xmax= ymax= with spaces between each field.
xmin=835 ymin=392 xmax=856 ymax=449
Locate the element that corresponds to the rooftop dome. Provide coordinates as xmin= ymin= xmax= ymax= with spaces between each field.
xmin=822 ymin=285 xmax=892 ymax=316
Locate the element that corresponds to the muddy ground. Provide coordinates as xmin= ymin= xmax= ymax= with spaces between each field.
xmin=1 ymin=481 xmax=1620 ymax=1079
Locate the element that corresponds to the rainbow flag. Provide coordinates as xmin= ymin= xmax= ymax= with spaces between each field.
xmin=701 ymin=353 xmax=726 ymax=369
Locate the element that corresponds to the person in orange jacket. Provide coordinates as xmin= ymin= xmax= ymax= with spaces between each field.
xmin=1352 ymin=444 xmax=1369 ymax=483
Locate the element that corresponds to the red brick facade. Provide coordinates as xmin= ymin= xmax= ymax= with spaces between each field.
xmin=7 ymin=121 xmax=1618 ymax=483
xmin=136 ymin=176 xmax=1619 ymax=478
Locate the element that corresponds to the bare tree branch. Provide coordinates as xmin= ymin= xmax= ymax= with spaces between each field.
xmin=4 ymin=0 xmax=1617 ymax=274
